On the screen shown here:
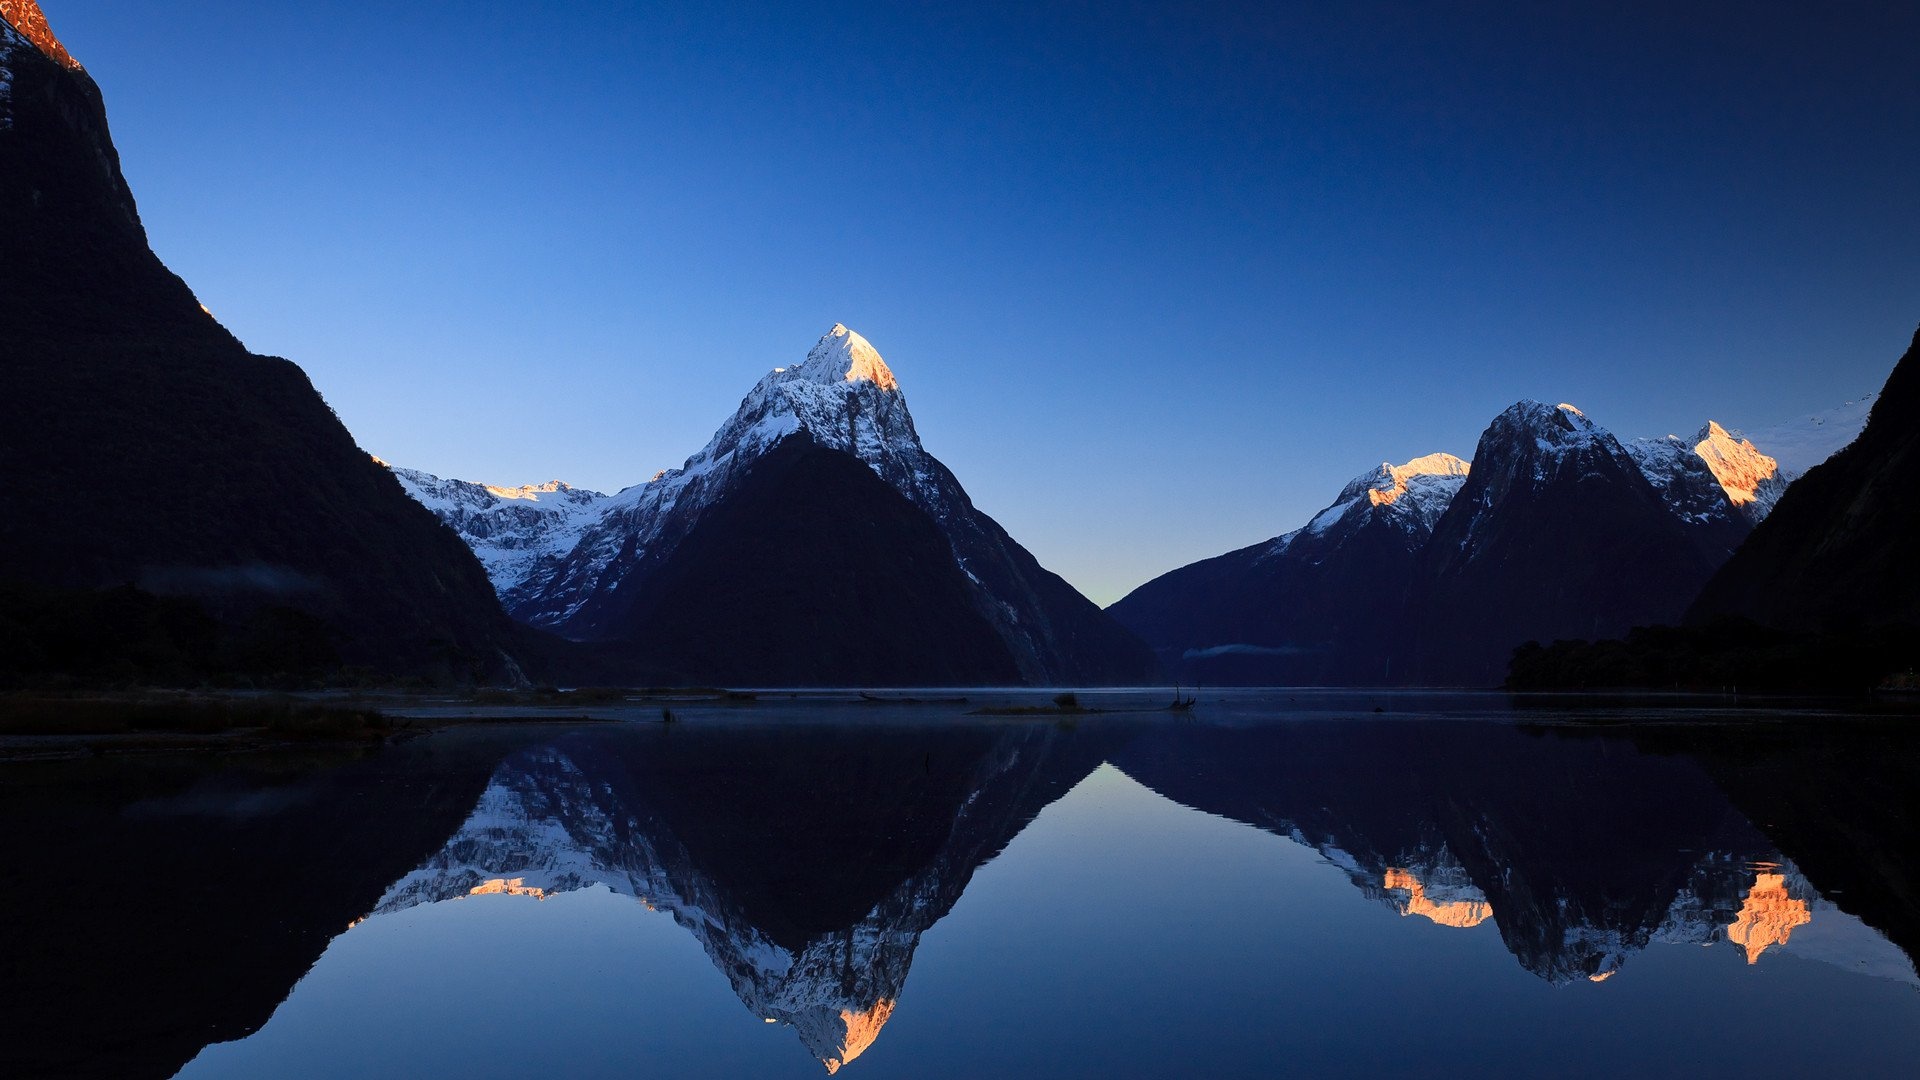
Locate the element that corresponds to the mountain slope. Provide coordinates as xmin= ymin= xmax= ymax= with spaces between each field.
xmin=1690 ymin=326 xmax=1920 ymax=631
xmin=0 ymin=3 xmax=520 ymax=680
xmin=404 ymin=326 xmax=1156 ymax=686
xmin=611 ymin=434 xmax=1024 ymax=687
xmin=1733 ymin=392 xmax=1879 ymax=478
xmin=1107 ymin=454 xmax=1469 ymax=684
xmin=384 ymin=465 xmax=610 ymax=599
xmin=1627 ymin=423 xmax=1786 ymax=529
xmin=1407 ymin=402 xmax=1733 ymax=684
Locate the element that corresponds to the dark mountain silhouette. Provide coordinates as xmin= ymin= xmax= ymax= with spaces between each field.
xmin=1114 ymin=401 xmax=1753 ymax=687
xmin=1406 ymin=402 xmax=1737 ymax=684
xmin=1691 ymin=326 xmax=1920 ymax=633
xmin=1511 ymin=325 xmax=1920 ymax=690
xmin=1108 ymin=455 xmax=1468 ymax=685
xmin=0 ymin=2 xmax=521 ymax=682
xmin=611 ymin=434 xmax=1025 ymax=687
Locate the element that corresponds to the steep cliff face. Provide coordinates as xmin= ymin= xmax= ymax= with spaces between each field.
xmin=1691 ymin=326 xmax=1920 ymax=632
xmin=0 ymin=3 xmax=521 ymax=680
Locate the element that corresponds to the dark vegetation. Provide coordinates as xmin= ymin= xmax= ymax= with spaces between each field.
xmin=0 ymin=582 xmax=341 ymax=689
xmin=1507 ymin=620 xmax=1920 ymax=693
xmin=1507 ymin=623 xmax=1919 ymax=693
xmin=0 ymin=692 xmax=391 ymax=740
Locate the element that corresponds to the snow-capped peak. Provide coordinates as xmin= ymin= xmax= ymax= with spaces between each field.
xmin=1278 ymin=452 xmax=1472 ymax=552
xmin=482 ymin=479 xmax=590 ymax=502
xmin=378 ymin=460 xmax=612 ymax=597
xmin=0 ymin=2 xmax=80 ymax=70
xmin=1366 ymin=453 xmax=1472 ymax=508
xmin=1493 ymin=399 xmax=1606 ymax=448
xmin=785 ymin=324 xmax=900 ymax=392
xmin=1692 ymin=421 xmax=1784 ymax=512
xmin=630 ymin=324 xmax=929 ymax=512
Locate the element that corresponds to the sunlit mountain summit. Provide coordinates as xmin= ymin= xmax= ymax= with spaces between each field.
xmin=393 ymin=325 xmax=1157 ymax=687
xmin=1112 ymin=390 xmax=1868 ymax=686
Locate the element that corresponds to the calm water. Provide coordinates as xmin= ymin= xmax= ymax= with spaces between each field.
xmin=4 ymin=693 xmax=1918 ymax=1078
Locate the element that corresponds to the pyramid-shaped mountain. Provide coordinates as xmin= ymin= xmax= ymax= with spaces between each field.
xmin=398 ymin=326 xmax=1158 ymax=687
xmin=0 ymin=2 xmax=520 ymax=681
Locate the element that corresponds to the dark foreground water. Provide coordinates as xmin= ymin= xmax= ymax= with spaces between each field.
xmin=3 ymin=693 xmax=1918 ymax=1079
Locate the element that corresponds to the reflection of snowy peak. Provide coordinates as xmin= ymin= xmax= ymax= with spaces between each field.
xmin=366 ymin=729 xmax=1095 ymax=1073
xmin=1312 ymin=837 xmax=1494 ymax=930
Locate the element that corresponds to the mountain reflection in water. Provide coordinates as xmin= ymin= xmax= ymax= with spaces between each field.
xmin=3 ymin=702 xmax=1917 ymax=1079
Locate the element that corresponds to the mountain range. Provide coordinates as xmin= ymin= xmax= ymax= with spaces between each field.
xmin=1110 ymin=395 xmax=1867 ymax=686
xmin=5 ymin=0 xmax=1914 ymax=691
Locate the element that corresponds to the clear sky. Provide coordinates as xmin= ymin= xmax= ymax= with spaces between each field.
xmin=46 ymin=1 xmax=1920 ymax=605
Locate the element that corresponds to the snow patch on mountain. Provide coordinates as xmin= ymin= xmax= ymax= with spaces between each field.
xmin=378 ymin=460 xmax=610 ymax=597
xmin=0 ymin=17 xmax=22 ymax=130
xmin=1269 ymin=452 xmax=1470 ymax=558
xmin=1730 ymin=392 xmax=1879 ymax=478
xmin=494 ymin=324 xmax=951 ymax=625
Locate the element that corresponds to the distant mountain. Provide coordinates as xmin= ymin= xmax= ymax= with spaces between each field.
xmin=1107 ymin=454 xmax=1469 ymax=685
xmin=1113 ymin=399 xmax=1797 ymax=686
xmin=1627 ymin=422 xmax=1787 ymax=527
xmin=384 ymin=466 xmax=611 ymax=600
xmin=1691 ymin=327 xmax=1920 ymax=632
xmin=0 ymin=2 xmax=521 ymax=682
xmin=395 ymin=326 xmax=1157 ymax=686
xmin=1406 ymin=402 xmax=1744 ymax=683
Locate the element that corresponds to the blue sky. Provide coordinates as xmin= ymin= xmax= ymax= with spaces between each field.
xmin=47 ymin=1 xmax=1920 ymax=604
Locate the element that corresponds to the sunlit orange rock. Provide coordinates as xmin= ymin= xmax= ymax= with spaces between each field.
xmin=1381 ymin=867 xmax=1493 ymax=929
xmin=1366 ymin=454 xmax=1472 ymax=508
xmin=468 ymin=877 xmax=550 ymax=900
xmin=1693 ymin=422 xmax=1782 ymax=507
xmin=821 ymin=999 xmax=897 ymax=1074
xmin=0 ymin=1 xmax=82 ymax=69
xmin=1727 ymin=870 xmax=1810 ymax=964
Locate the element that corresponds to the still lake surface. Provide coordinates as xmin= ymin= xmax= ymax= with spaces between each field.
xmin=4 ymin=692 xmax=1918 ymax=1078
